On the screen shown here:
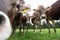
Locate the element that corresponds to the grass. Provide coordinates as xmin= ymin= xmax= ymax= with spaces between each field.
xmin=8 ymin=28 xmax=60 ymax=40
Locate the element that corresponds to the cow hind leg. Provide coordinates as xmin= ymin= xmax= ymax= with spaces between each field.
xmin=51 ymin=20 xmax=56 ymax=33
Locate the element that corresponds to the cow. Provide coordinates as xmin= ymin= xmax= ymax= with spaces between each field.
xmin=31 ymin=5 xmax=46 ymax=34
xmin=12 ymin=4 xmax=31 ymax=34
xmin=0 ymin=0 xmax=21 ymax=23
xmin=45 ymin=0 xmax=60 ymax=33
xmin=0 ymin=0 xmax=26 ymax=35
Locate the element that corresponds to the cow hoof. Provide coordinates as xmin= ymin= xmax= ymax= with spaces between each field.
xmin=40 ymin=32 xmax=43 ymax=34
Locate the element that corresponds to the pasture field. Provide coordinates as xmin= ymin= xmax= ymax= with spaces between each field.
xmin=8 ymin=28 xmax=60 ymax=40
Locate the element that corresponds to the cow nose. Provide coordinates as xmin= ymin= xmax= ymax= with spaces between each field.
xmin=17 ymin=12 xmax=23 ymax=16
xmin=0 ymin=15 xmax=5 ymax=25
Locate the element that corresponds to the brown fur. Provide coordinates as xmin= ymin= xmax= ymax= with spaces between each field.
xmin=45 ymin=0 xmax=60 ymax=33
xmin=0 ymin=0 xmax=25 ymax=24
xmin=12 ymin=12 xmax=28 ymax=33
xmin=31 ymin=5 xmax=46 ymax=33
xmin=31 ymin=9 xmax=42 ymax=32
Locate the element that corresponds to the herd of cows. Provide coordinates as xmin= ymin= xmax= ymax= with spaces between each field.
xmin=0 ymin=0 xmax=60 ymax=40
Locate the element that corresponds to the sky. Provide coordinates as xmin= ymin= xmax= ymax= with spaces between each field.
xmin=24 ymin=0 xmax=58 ymax=16
xmin=24 ymin=0 xmax=57 ymax=9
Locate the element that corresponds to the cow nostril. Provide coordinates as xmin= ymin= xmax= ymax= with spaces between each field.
xmin=0 ymin=15 xmax=5 ymax=25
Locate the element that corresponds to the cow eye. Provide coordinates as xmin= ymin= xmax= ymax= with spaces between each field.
xmin=16 ymin=4 xmax=20 ymax=11
xmin=16 ymin=4 xmax=20 ymax=8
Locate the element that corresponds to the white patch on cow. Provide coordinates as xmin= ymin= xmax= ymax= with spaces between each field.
xmin=40 ymin=14 xmax=47 ymax=25
xmin=41 ymin=19 xmax=47 ymax=25
xmin=30 ymin=17 xmax=34 ymax=25
xmin=22 ymin=12 xmax=27 ymax=16
xmin=27 ymin=10 xmax=34 ymax=16
xmin=16 ymin=8 xmax=18 ymax=11
xmin=0 ymin=11 xmax=12 ymax=40
xmin=16 ymin=0 xmax=19 ymax=4
xmin=49 ymin=21 xmax=52 ymax=24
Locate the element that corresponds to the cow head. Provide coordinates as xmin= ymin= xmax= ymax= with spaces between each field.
xmin=8 ymin=0 xmax=21 ymax=23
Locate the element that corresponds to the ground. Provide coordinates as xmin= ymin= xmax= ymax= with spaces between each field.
xmin=8 ymin=28 xmax=60 ymax=40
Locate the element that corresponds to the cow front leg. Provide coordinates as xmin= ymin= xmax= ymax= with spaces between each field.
xmin=12 ymin=25 xmax=16 ymax=35
xmin=19 ymin=25 xmax=22 ymax=34
xmin=46 ymin=19 xmax=50 ymax=34
xmin=39 ymin=20 xmax=42 ymax=34
xmin=33 ymin=25 xmax=37 ymax=32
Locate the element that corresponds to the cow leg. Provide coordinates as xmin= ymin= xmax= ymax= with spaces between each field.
xmin=26 ymin=23 xmax=29 ymax=32
xmin=46 ymin=19 xmax=50 ymax=34
xmin=19 ymin=25 xmax=22 ymax=34
xmin=51 ymin=20 xmax=56 ymax=33
xmin=33 ymin=24 xmax=35 ymax=32
xmin=12 ymin=25 xmax=16 ymax=35
xmin=25 ymin=23 xmax=28 ymax=32
xmin=40 ymin=26 xmax=42 ymax=33
xmin=24 ymin=24 xmax=28 ymax=33
xmin=23 ymin=24 xmax=25 ymax=33
xmin=47 ymin=23 xmax=51 ymax=34
xmin=13 ymin=28 xmax=15 ymax=34
xmin=33 ymin=24 xmax=37 ymax=32
xmin=35 ymin=25 xmax=37 ymax=32
xmin=39 ymin=21 xmax=42 ymax=34
xmin=39 ymin=25 xmax=42 ymax=34
xmin=27 ymin=25 xmax=28 ymax=32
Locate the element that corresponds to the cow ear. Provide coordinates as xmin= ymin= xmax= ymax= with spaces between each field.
xmin=33 ymin=9 xmax=36 ymax=11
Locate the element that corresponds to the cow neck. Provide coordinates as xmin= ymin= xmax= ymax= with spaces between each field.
xmin=8 ymin=6 xmax=17 ymax=23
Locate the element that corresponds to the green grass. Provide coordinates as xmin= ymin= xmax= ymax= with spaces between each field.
xmin=8 ymin=28 xmax=60 ymax=40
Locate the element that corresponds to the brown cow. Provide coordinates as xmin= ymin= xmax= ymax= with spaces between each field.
xmin=31 ymin=10 xmax=41 ymax=32
xmin=0 ymin=0 xmax=23 ymax=35
xmin=12 ymin=12 xmax=31 ymax=34
xmin=45 ymin=0 xmax=60 ymax=33
xmin=0 ymin=0 xmax=25 ymax=24
xmin=31 ymin=5 xmax=46 ymax=33
xmin=12 ymin=5 xmax=31 ymax=34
